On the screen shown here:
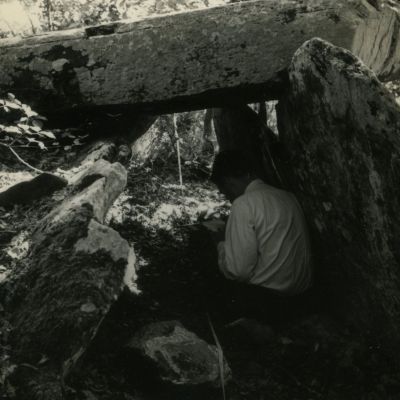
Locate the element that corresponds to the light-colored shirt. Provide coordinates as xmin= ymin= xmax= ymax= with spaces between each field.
xmin=217 ymin=179 xmax=312 ymax=295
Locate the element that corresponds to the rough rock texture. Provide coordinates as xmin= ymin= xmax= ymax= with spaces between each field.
xmin=0 ymin=0 xmax=399 ymax=114
xmin=40 ymin=160 xmax=127 ymax=228
xmin=127 ymin=321 xmax=231 ymax=386
xmin=75 ymin=141 xmax=118 ymax=166
xmin=7 ymin=159 xmax=136 ymax=398
xmin=73 ymin=157 xmax=125 ymax=188
xmin=276 ymin=38 xmax=400 ymax=349
xmin=130 ymin=123 xmax=166 ymax=165
xmin=0 ymin=172 xmax=67 ymax=208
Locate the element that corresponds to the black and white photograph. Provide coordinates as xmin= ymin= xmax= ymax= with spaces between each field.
xmin=0 ymin=0 xmax=400 ymax=399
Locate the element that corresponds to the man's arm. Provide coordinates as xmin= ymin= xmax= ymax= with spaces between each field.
xmin=217 ymin=198 xmax=258 ymax=282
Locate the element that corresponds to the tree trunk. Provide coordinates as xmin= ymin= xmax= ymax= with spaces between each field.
xmin=0 ymin=0 xmax=399 ymax=115
xmin=276 ymin=38 xmax=400 ymax=352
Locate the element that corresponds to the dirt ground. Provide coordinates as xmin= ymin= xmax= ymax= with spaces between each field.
xmin=1 ymin=149 xmax=400 ymax=400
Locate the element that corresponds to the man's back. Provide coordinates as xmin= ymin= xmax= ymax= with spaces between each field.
xmin=218 ymin=179 xmax=312 ymax=295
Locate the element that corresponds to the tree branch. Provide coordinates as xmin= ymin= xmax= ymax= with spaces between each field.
xmin=0 ymin=143 xmax=44 ymax=174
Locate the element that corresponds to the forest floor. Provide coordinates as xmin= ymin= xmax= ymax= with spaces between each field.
xmin=1 ymin=147 xmax=400 ymax=400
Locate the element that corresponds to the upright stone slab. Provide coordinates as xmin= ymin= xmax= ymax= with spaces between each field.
xmin=276 ymin=38 xmax=400 ymax=346
xmin=7 ymin=160 xmax=137 ymax=399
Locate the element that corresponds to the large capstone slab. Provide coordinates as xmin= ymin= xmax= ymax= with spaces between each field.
xmin=0 ymin=0 xmax=399 ymax=114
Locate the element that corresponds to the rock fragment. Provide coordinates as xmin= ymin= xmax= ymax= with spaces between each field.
xmin=127 ymin=321 xmax=231 ymax=387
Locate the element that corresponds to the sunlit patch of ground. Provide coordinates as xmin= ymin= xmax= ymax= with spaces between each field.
xmin=3 ymin=231 xmax=30 ymax=261
xmin=107 ymin=181 xmax=227 ymax=231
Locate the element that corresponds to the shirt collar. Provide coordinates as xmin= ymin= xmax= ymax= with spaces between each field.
xmin=245 ymin=179 xmax=265 ymax=194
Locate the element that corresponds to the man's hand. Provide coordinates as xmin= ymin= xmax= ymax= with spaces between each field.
xmin=202 ymin=220 xmax=225 ymax=244
xmin=202 ymin=219 xmax=225 ymax=233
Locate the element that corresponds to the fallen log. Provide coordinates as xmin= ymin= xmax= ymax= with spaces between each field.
xmin=0 ymin=0 xmax=399 ymax=115
xmin=276 ymin=38 xmax=400 ymax=352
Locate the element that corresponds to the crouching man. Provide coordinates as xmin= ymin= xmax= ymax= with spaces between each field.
xmin=206 ymin=150 xmax=314 ymax=323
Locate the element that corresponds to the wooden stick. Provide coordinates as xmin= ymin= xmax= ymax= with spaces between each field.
xmin=207 ymin=313 xmax=227 ymax=400
xmin=0 ymin=143 xmax=44 ymax=174
xmin=173 ymin=114 xmax=183 ymax=190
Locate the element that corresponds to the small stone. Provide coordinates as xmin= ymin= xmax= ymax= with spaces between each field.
xmin=52 ymin=58 xmax=69 ymax=72
xmin=127 ymin=321 xmax=231 ymax=387
xmin=80 ymin=303 xmax=97 ymax=313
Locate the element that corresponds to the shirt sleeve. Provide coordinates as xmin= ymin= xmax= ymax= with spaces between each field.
xmin=217 ymin=197 xmax=258 ymax=282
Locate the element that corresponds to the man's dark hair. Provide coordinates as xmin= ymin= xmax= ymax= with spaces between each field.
xmin=210 ymin=150 xmax=258 ymax=185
